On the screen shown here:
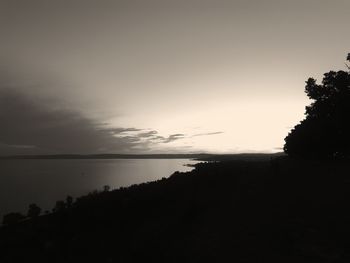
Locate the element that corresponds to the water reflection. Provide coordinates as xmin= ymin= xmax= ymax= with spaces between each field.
xmin=0 ymin=159 xmax=198 ymax=217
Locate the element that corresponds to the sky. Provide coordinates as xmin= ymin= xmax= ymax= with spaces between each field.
xmin=0 ymin=0 xmax=349 ymax=154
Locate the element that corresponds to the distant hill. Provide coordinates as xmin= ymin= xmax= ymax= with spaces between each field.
xmin=0 ymin=153 xmax=209 ymax=159
xmin=0 ymin=152 xmax=284 ymax=160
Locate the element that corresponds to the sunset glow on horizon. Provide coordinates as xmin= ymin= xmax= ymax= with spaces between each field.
xmin=1 ymin=0 xmax=349 ymax=154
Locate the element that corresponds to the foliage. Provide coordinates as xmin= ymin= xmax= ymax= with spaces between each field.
xmin=103 ymin=185 xmax=110 ymax=192
xmin=53 ymin=200 xmax=66 ymax=213
xmin=27 ymin=203 xmax=41 ymax=218
xmin=2 ymin=212 xmax=25 ymax=225
xmin=3 ymin=159 xmax=350 ymax=262
xmin=284 ymin=54 xmax=350 ymax=158
xmin=66 ymin=195 xmax=73 ymax=208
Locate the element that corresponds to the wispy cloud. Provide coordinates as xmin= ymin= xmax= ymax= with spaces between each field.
xmin=104 ymin=127 xmax=142 ymax=134
xmin=192 ymin=131 xmax=223 ymax=137
xmin=137 ymin=130 xmax=159 ymax=138
xmin=162 ymin=134 xmax=185 ymax=143
xmin=0 ymin=88 xmax=153 ymax=154
xmin=0 ymin=83 xmax=224 ymax=155
xmin=116 ymin=131 xmax=187 ymax=144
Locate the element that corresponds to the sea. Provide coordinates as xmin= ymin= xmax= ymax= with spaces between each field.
xmin=0 ymin=158 xmax=198 ymax=219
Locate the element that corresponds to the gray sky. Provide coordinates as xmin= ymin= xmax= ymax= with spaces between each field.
xmin=0 ymin=0 xmax=349 ymax=154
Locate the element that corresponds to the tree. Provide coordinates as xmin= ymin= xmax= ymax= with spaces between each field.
xmin=66 ymin=195 xmax=73 ymax=208
xmin=2 ymin=212 xmax=26 ymax=225
xmin=53 ymin=200 xmax=66 ymax=213
xmin=27 ymin=203 xmax=41 ymax=218
xmin=103 ymin=185 xmax=110 ymax=192
xmin=284 ymin=54 xmax=350 ymax=158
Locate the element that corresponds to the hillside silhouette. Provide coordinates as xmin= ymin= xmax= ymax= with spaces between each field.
xmin=2 ymin=156 xmax=350 ymax=262
xmin=2 ymin=55 xmax=350 ymax=262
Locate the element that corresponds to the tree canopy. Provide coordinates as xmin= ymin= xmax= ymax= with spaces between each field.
xmin=284 ymin=54 xmax=350 ymax=158
xmin=27 ymin=203 xmax=41 ymax=218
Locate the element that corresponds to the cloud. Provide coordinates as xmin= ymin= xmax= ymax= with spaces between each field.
xmin=162 ymin=134 xmax=186 ymax=143
xmin=0 ymin=82 xmax=224 ymax=155
xmin=192 ymin=131 xmax=223 ymax=137
xmin=0 ymin=88 xmax=151 ymax=155
xmin=130 ymin=131 xmax=186 ymax=144
xmin=104 ymin=127 xmax=142 ymax=134
xmin=136 ymin=130 xmax=159 ymax=138
xmin=128 ymin=131 xmax=223 ymax=146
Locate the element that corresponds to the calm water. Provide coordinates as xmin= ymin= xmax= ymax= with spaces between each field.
xmin=0 ymin=159 xmax=197 ymax=218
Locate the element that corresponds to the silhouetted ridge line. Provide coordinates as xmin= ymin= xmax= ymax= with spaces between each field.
xmin=2 ymin=157 xmax=350 ymax=262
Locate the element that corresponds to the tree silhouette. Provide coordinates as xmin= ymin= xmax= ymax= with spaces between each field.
xmin=66 ymin=195 xmax=73 ymax=208
xmin=27 ymin=203 xmax=41 ymax=218
xmin=103 ymin=185 xmax=111 ymax=192
xmin=2 ymin=212 xmax=25 ymax=225
xmin=284 ymin=54 xmax=350 ymax=158
xmin=53 ymin=200 xmax=66 ymax=213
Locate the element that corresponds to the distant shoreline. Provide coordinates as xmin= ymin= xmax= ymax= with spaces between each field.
xmin=2 ymin=155 xmax=347 ymax=262
xmin=0 ymin=153 xmax=284 ymax=160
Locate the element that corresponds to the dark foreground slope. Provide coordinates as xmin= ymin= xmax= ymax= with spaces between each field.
xmin=1 ymin=157 xmax=350 ymax=262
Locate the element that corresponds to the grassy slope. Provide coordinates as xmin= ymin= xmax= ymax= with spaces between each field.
xmin=1 ymin=157 xmax=350 ymax=262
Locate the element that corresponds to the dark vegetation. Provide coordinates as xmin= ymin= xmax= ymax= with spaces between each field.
xmin=2 ymin=55 xmax=350 ymax=262
xmin=2 ymin=158 xmax=350 ymax=262
xmin=284 ymin=54 xmax=350 ymax=158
